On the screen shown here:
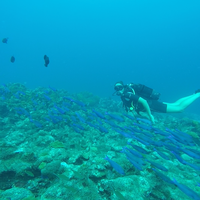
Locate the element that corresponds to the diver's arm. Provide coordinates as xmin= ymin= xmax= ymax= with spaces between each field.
xmin=138 ymin=97 xmax=155 ymax=123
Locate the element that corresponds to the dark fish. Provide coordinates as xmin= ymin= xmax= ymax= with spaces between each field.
xmin=44 ymin=55 xmax=49 ymax=67
xmin=10 ymin=56 xmax=15 ymax=63
xmin=2 ymin=38 xmax=8 ymax=43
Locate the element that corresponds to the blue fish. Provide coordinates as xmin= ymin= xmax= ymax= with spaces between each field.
xmin=172 ymin=179 xmax=200 ymax=200
xmin=15 ymin=107 xmax=30 ymax=117
xmin=29 ymin=118 xmax=43 ymax=128
xmin=75 ymin=112 xmax=86 ymax=123
xmin=146 ymin=159 xmax=168 ymax=172
xmin=43 ymin=94 xmax=51 ymax=101
xmin=126 ymin=126 xmax=143 ymax=134
xmin=171 ymin=151 xmax=187 ymax=165
xmin=141 ymin=131 xmax=154 ymax=138
xmin=70 ymin=116 xmax=77 ymax=123
xmin=123 ymin=113 xmax=135 ymax=120
xmin=151 ymin=140 xmax=164 ymax=147
xmin=73 ymin=126 xmax=82 ymax=134
xmin=98 ymin=125 xmax=108 ymax=133
xmin=113 ymin=128 xmax=132 ymax=138
xmin=166 ymin=135 xmax=181 ymax=146
xmin=72 ymin=123 xmax=85 ymax=131
xmin=105 ymin=112 xmax=124 ymax=122
xmin=164 ymin=144 xmax=181 ymax=154
xmin=154 ymin=148 xmax=170 ymax=160
xmin=104 ymin=120 xmax=119 ymax=128
xmin=17 ymin=91 xmax=26 ymax=96
xmin=49 ymin=86 xmax=57 ymax=92
xmin=132 ymin=135 xmax=150 ymax=146
xmin=184 ymin=162 xmax=200 ymax=171
xmin=136 ymin=134 xmax=154 ymax=144
xmin=121 ymin=148 xmax=145 ymax=171
xmin=152 ymin=168 xmax=174 ymax=185
xmin=72 ymin=99 xmax=86 ymax=107
xmin=31 ymin=98 xmax=38 ymax=106
xmin=133 ymin=122 xmax=152 ymax=131
xmin=48 ymin=114 xmax=63 ymax=124
xmin=153 ymin=128 xmax=170 ymax=136
xmin=126 ymin=156 xmax=143 ymax=171
xmin=63 ymin=96 xmax=73 ymax=101
xmin=175 ymin=129 xmax=193 ymax=139
xmin=127 ymin=143 xmax=149 ymax=154
xmin=136 ymin=117 xmax=152 ymax=125
xmin=104 ymin=155 xmax=125 ymax=175
xmin=125 ymin=147 xmax=143 ymax=158
xmin=86 ymin=121 xmax=98 ymax=129
xmin=185 ymin=148 xmax=200 ymax=155
xmin=179 ymin=148 xmax=200 ymax=160
xmin=54 ymin=104 xmax=66 ymax=114
xmin=166 ymin=128 xmax=195 ymax=146
xmin=93 ymin=110 xmax=106 ymax=120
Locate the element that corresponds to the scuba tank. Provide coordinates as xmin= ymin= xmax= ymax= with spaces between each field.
xmin=129 ymin=83 xmax=160 ymax=100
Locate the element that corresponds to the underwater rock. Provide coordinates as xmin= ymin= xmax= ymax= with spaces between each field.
xmin=0 ymin=187 xmax=34 ymax=200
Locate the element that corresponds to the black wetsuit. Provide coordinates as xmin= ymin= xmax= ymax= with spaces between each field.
xmin=121 ymin=85 xmax=167 ymax=113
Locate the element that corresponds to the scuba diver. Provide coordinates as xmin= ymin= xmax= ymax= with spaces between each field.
xmin=114 ymin=81 xmax=200 ymax=124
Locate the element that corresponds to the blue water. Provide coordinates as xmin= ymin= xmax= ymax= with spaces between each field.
xmin=1 ymin=0 xmax=200 ymax=114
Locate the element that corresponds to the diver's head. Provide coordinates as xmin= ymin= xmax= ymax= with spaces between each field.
xmin=114 ymin=81 xmax=124 ymax=96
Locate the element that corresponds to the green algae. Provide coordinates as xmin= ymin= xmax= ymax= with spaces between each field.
xmin=22 ymin=196 xmax=37 ymax=200
xmin=25 ymin=170 xmax=34 ymax=177
xmin=50 ymin=140 xmax=65 ymax=148
xmin=55 ymin=173 xmax=69 ymax=181
xmin=38 ymin=162 xmax=47 ymax=170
